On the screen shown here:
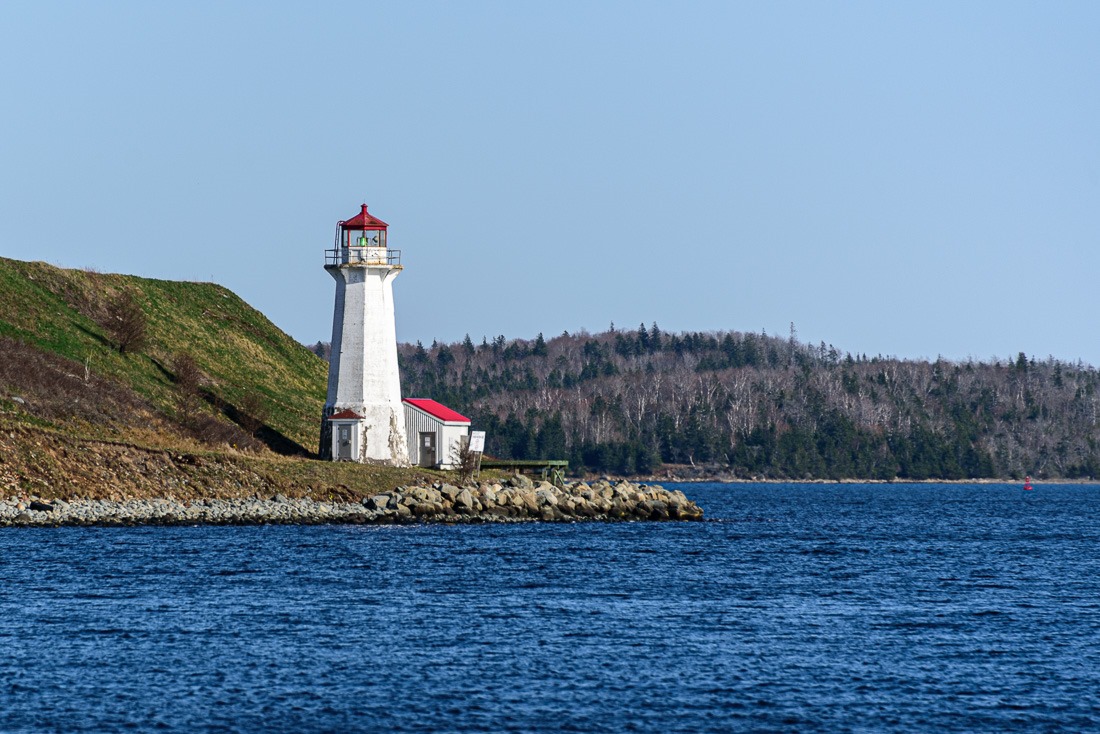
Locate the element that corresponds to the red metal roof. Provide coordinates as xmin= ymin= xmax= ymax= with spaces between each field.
xmin=339 ymin=204 xmax=389 ymax=231
xmin=403 ymin=398 xmax=471 ymax=423
xmin=329 ymin=409 xmax=364 ymax=420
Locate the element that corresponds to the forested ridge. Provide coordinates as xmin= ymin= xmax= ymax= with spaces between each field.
xmin=315 ymin=325 xmax=1100 ymax=479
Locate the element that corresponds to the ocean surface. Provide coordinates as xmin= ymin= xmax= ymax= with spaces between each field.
xmin=2 ymin=482 xmax=1099 ymax=733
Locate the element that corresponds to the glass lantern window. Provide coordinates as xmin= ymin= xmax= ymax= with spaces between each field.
xmin=347 ymin=229 xmax=386 ymax=248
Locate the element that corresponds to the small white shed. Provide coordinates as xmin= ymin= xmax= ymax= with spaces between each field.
xmin=328 ymin=409 xmax=365 ymax=462
xmin=403 ymin=398 xmax=471 ymax=469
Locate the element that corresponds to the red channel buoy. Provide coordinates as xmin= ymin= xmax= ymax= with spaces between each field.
xmin=1023 ymin=475 xmax=1033 ymax=491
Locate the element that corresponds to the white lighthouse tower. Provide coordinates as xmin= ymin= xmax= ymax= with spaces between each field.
xmin=319 ymin=204 xmax=409 ymax=464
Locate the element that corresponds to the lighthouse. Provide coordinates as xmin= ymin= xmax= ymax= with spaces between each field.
xmin=319 ymin=204 xmax=409 ymax=465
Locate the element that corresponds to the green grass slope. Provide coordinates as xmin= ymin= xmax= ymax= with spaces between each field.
xmin=0 ymin=256 xmax=327 ymax=452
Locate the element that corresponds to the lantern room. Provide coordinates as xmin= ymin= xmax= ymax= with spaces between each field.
xmin=327 ymin=204 xmax=401 ymax=267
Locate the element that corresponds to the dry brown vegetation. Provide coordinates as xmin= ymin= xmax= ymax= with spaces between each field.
xmin=0 ymin=337 xmax=161 ymax=432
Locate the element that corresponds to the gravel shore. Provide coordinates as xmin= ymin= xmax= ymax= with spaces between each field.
xmin=1 ymin=477 xmax=704 ymax=527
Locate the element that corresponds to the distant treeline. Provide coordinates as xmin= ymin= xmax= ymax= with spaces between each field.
xmin=311 ymin=325 xmax=1100 ymax=479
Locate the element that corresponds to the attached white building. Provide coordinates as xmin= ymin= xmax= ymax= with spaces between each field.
xmin=403 ymin=398 xmax=472 ymax=469
xmin=328 ymin=409 xmax=366 ymax=461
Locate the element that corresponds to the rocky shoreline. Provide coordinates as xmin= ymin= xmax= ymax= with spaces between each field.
xmin=0 ymin=477 xmax=704 ymax=527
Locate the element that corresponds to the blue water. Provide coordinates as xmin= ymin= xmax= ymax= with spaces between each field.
xmin=2 ymin=483 xmax=1099 ymax=732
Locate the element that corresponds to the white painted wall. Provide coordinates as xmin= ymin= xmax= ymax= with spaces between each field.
xmin=403 ymin=403 xmax=470 ymax=469
xmin=320 ymin=261 xmax=409 ymax=465
xmin=438 ymin=423 xmax=471 ymax=469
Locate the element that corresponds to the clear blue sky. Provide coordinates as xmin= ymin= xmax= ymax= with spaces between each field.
xmin=2 ymin=2 xmax=1098 ymax=365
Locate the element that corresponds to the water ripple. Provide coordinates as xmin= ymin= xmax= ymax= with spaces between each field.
xmin=0 ymin=482 xmax=1098 ymax=732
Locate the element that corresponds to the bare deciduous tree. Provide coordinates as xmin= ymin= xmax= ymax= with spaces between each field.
xmin=449 ymin=436 xmax=479 ymax=485
xmin=236 ymin=391 xmax=270 ymax=437
xmin=103 ymin=289 xmax=147 ymax=356
xmin=173 ymin=352 xmax=205 ymax=422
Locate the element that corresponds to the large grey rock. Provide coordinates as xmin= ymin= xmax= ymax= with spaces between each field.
xmin=643 ymin=500 xmax=670 ymax=520
xmin=512 ymin=490 xmax=537 ymax=515
xmin=508 ymin=474 xmax=534 ymax=489
xmin=479 ymin=486 xmax=498 ymax=506
xmin=410 ymin=487 xmax=442 ymax=504
xmin=454 ymin=488 xmax=476 ymax=513
xmin=609 ymin=499 xmax=630 ymax=519
xmin=364 ymin=494 xmax=392 ymax=512
xmin=412 ymin=501 xmax=443 ymax=518
xmin=573 ymin=500 xmax=597 ymax=518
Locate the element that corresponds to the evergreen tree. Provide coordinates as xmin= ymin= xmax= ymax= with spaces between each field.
xmin=649 ymin=322 xmax=663 ymax=352
xmin=533 ymin=332 xmax=548 ymax=356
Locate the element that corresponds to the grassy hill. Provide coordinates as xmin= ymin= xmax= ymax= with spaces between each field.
xmin=0 ymin=257 xmax=443 ymax=499
xmin=0 ymin=256 xmax=325 ymax=449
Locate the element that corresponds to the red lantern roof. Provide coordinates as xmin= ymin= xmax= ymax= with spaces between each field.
xmin=339 ymin=204 xmax=389 ymax=231
xmin=403 ymin=398 xmax=471 ymax=423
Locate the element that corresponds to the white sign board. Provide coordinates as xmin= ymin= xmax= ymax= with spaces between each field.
xmin=468 ymin=430 xmax=486 ymax=453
